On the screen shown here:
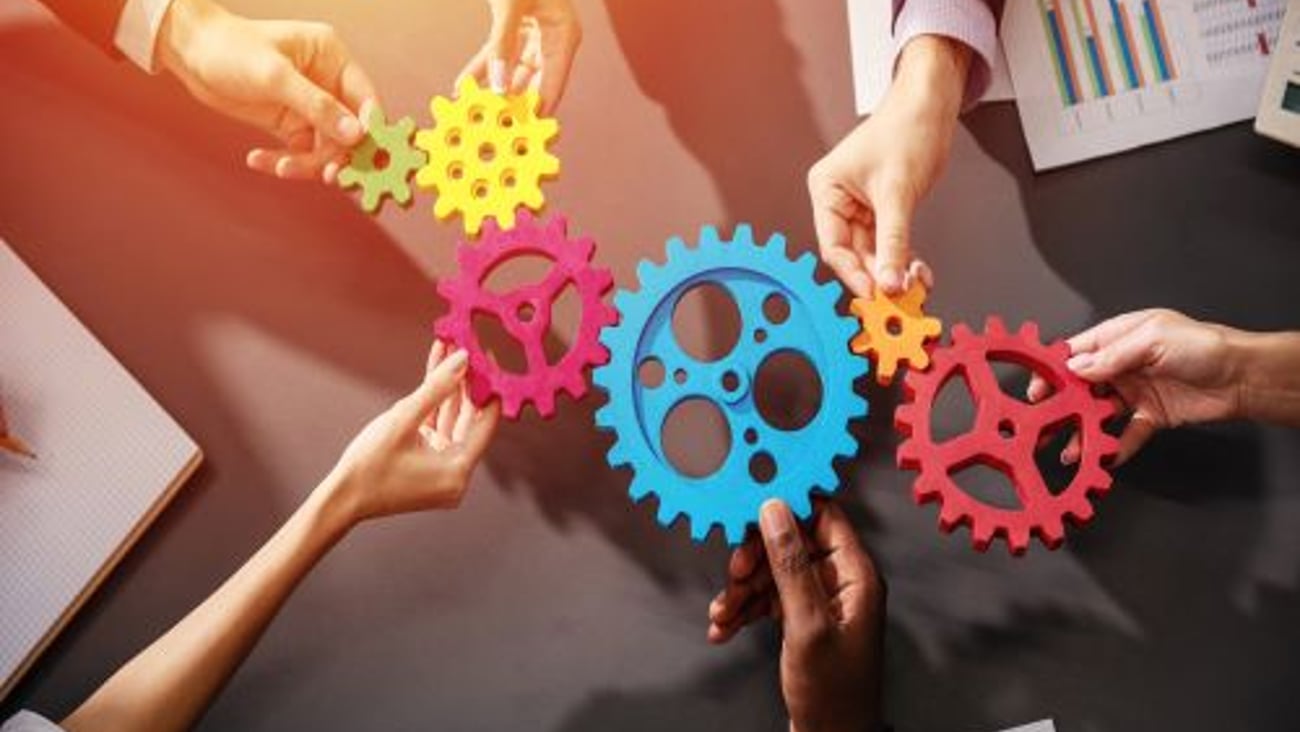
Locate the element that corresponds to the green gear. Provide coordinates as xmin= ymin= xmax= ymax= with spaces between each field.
xmin=338 ymin=108 xmax=427 ymax=213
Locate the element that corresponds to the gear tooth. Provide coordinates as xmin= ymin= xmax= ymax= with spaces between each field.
xmin=593 ymin=402 xmax=613 ymax=427
xmin=951 ymin=322 xmax=973 ymax=342
xmin=500 ymin=391 xmax=523 ymax=420
xmin=896 ymin=440 xmax=921 ymax=469
xmin=1065 ymin=499 xmax=1095 ymax=524
xmin=1006 ymin=527 xmax=1031 ymax=556
xmin=1019 ymin=321 xmax=1041 ymax=342
xmin=635 ymin=260 xmax=659 ymax=287
xmin=795 ymin=252 xmax=818 ymax=279
xmin=971 ymin=521 xmax=996 ymax=551
xmin=699 ymin=225 xmax=721 ymax=249
xmin=666 ymin=236 xmax=688 ymax=262
xmin=937 ymin=502 xmax=965 ymax=531
xmin=912 ymin=474 xmax=941 ymax=503
xmin=835 ymin=432 xmax=859 ymax=459
xmin=723 ymin=521 xmax=748 ymax=546
xmin=1037 ymin=516 xmax=1066 ymax=549
xmin=788 ymin=490 xmax=814 ymax=518
xmin=534 ymin=390 xmax=557 ymax=419
xmin=731 ymin=223 xmax=755 ymax=247
xmin=628 ymin=477 xmax=651 ymax=501
xmin=613 ymin=290 xmax=636 ymax=316
xmin=689 ymin=520 xmax=713 ymax=543
xmin=656 ymin=499 xmax=681 ymax=526
xmin=985 ymin=316 xmax=1007 ymax=336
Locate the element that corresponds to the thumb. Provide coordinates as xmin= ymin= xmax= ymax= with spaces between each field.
xmin=485 ymin=3 xmax=525 ymax=92
xmin=758 ymin=500 xmax=828 ymax=634
xmin=277 ymin=64 xmax=363 ymax=146
xmin=871 ymin=185 xmax=916 ymax=296
xmin=392 ymin=350 xmax=469 ymax=431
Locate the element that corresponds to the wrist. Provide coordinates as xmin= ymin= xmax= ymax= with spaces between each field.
xmin=156 ymin=0 xmax=224 ymax=77
xmin=308 ymin=471 xmax=363 ymax=540
xmin=891 ymin=35 xmax=972 ymax=121
xmin=1231 ymin=330 xmax=1300 ymax=426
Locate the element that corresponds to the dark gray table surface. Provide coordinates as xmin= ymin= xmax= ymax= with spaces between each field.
xmin=3 ymin=1 xmax=1300 ymax=729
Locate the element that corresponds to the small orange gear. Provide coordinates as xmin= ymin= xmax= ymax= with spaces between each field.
xmin=850 ymin=282 xmax=942 ymax=386
xmin=414 ymin=77 xmax=560 ymax=236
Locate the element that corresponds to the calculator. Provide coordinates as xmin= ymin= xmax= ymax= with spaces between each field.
xmin=1257 ymin=0 xmax=1300 ymax=146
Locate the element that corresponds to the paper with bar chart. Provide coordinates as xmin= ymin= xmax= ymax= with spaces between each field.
xmin=1003 ymin=0 xmax=1286 ymax=169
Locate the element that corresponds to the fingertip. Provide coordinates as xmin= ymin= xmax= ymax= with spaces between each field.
xmin=335 ymin=113 xmax=363 ymax=145
xmin=1066 ymin=353 xmax=1095 ymax=375
xmin=876 ymin=266 xmax=904 ymax=295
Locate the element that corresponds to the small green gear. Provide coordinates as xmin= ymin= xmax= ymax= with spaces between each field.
xmin=338 ymin=107 xmax=427 ymax=213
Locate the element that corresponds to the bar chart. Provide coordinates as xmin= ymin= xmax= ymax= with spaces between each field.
xmin=1005 ymin=0 xmax=1285 ymax=168
xmin=1040 ymin=0 xmax=1180 ymax=107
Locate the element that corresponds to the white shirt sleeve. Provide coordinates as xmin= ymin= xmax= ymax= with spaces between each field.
xmin=113 ymin=0 xmax=178 ymax=73
xmin=1 ymin=711 xmax=65 ymax=732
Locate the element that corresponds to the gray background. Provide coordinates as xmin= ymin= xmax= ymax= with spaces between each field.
xmin=3 ymin=0 xmax=1300 ymax=729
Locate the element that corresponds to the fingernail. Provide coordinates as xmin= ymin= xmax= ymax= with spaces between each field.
xmin=336 ymin=114 xmax=362 ymax=141
xmin=759 ymin=499 xmax=793 ymax=538
xmin=488 ymin=59 xmax=507 ymax=93
xmin=447 ymin=349 xmax=469 ymax=372
xmin=879 ymin=268 xmax=902 ymax=292
xmin=1066 ymin=353 xmax=1093 ymax=373
xmin=1060 ymin=448 xmax=1078 ymax=465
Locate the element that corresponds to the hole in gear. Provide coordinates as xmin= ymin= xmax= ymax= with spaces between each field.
xmin=672 ymin=283 xmax=741 ymax=363
xmin=950 ymin=462 xmax=1022 ymax=510
xmin=930 ymin=370 xmax=978 ymax=443
xmin=754 ymin=351 xmax=822 ymax=432
xmin=763 ymin=293 xmax=790 ymax=325
xmin=721 ymin=371 xmax=740 ymax=392
xmin=502 ymin=170 xmax=518 ymax=188
xmin=371 ymin=148 xmax=391 ymax=171
xmin=990 ymin=358 xmax=1037 ymax=405
xmin=885 ymin=315 xmax=903 ymax=337
xmin=513 ymin=138 xmax=530 ymax=156
xmin=482 ymin=254 xmax=554 ymax=295
xmin=749 ymin=452 xmax=777 ymax=484
xmin=639 ymin=357 xmax=666 ymax=389
xmin=499 ymin=112 xmax=515 ymax=128
xmin=472 ymin=181 xmax=490 ymax=199
xmin=1035 ymin=415 xmax=1082 ymax=497
xmin=446 ymin=129 xmax=462 ymax=147
xmin=744 ymin=427 xmax=758 ymax=444
xmin=674 ymin=368 xmax=687 ymax=384
xmin=479 ymin=142 xmax=496 ymax=163
xmin=469 ymin=106 xmax=486 ymax=124
xmin=471 ymin=312 xmax=527 ymax=375
xmin=662 ymin=398 xmax=731 ymax=479
xmin=448 ymin=162 xmax=465 ymax=180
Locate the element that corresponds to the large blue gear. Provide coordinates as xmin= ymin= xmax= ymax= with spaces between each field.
xmin=593 ymin=224 xmax=869 ymax=545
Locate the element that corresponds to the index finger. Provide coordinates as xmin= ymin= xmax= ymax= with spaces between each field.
xmin=1066 ymin=310 xmax=1157 ymax=356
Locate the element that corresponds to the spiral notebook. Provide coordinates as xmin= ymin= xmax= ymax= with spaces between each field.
xmin=0 ymin=240 xmax=202 ymax=700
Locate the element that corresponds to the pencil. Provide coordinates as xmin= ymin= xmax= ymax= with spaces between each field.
xmin=0 ymin=433 xmax=36 ymax=459
xmin=0 ymin=403 xmax=36 ymax=459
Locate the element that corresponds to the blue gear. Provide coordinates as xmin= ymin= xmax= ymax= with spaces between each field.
xmin=593 ymin=224 xmax=869 ymax=545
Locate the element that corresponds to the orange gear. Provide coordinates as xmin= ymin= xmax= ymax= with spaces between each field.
xmin=850 ymin=282 xmax=942 ymax=386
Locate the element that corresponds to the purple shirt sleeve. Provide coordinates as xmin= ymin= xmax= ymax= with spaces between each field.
xmin=892 ymin=0 xmax=1001 ymax=110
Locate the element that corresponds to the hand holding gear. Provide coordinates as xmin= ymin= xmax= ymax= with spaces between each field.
xmin=850 ymin=281 xmax=942 ymax=386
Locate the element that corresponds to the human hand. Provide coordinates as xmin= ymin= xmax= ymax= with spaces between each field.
xmin=807 ymin=35 xmax=972 ymax=297
xmin=156 ymin=0 xmax=377 ymax=182
xmin=457 ymin=0 xmax=581 ymax=116
xmin=322 ymin=341 xmax=499 ymax=525
xmin=1029 ymin=309 xmax=1244 ymax=466
xmin=708 ymin=500 xmax=884 ymax=732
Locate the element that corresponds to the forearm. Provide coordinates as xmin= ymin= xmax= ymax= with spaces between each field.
xmin=63 ymin=480 xmax=355 ymax=732
xmin=1232 ymin=330 xmax=1300 ymax=426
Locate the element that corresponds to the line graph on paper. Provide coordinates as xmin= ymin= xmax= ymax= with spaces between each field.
xmin=1193 ymin=0 xmax=1286 ymax=67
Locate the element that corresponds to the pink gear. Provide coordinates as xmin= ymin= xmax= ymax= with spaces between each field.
xmin=893 ymin=317 xmax=1120 ymax=554
xmin=434 ymin=212 xmax=617 ymax=419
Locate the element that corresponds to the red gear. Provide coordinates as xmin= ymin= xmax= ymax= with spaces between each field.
xmin=894 ymin=317 xmax=1119 ymax=554
xmin=434 ymin=212 xmax=617 ymax=419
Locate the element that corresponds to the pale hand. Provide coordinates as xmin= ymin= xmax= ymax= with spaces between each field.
xmin=157 ymin=0 xmax=378 ymax=182
xmin=807 ymin=36 xmax=971 ymax=297
xmin=458 ymin=0 xmax=582 ymax=116
xmin=1030 ymin=309 xmax=1243 ymax=465
xmin=323 ymin=341 xmax=499 ymax=524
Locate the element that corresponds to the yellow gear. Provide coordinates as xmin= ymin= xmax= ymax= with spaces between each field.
xmin=850 ymin=281 xmax=942 ymax=386
xmin=414 ymin=77 xmax=560 ymax=236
